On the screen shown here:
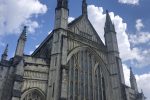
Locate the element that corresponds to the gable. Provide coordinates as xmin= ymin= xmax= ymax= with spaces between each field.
xmin=68 ymin=15 xmax=104 ymax=45
xmin=31 ymin=32 xmax=54 ymax=57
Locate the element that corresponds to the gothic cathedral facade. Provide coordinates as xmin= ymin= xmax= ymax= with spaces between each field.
xmin=0 ymin=0 xmax=145 ymax=100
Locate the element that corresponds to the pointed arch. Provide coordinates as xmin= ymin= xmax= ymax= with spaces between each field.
xmin=67 ymin=46 xmax=107 ymax=65
xmin=65 ymin=46 xmax=108 ymax=100
xmin=21 ymin=88 xmax=46 ymax=100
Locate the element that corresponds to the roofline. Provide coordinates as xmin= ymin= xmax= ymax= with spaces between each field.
xmin=68 ymin=14 xmax=105 ymax=47
xmin=31 ymin=31 xmax=54 ymax=56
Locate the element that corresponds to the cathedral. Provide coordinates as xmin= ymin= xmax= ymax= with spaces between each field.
xmin=0 ymin=0 xmax=146 ymax=100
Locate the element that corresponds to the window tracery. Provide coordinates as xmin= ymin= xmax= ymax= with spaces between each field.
xmin=21 ymin=89 xmax=45 ymax=100
xmin=66 ymin=48 xmax=106 ymax=100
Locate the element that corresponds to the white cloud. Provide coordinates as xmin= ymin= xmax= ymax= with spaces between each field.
xmin=29 ymin=51 xmax=34 ymax=55
xmin=118 ymin=0 xmax=139 ymax=5
xmin=135 ymin=19 xmax=144 ymax=31
xmin=130 ymin=32 xmax=150 ymax=45
xmin=25 ymin=20 xmax=39 ymax=33
xmin=136 ymin=73 xmax=150 ymax=100
xmin=68 ymin=17 xmax=75 ymax=23
xmin=128 ymin=19 xmax=150 ymax=67
xmin=135 ymin=49 xmax=150 ymax=68
xmin=123 ymin=64 xmax=130 ymax=86
xmin=48 ymin=30 xmax=52 ymax=35
xmin=88 ymin=5 xmax=150 ymax=68
xmin=123 ymin=64 xmax=150 ymax=100
xmin=0 ymin=0 xmax=47 ymax=36
xmin=88 ymin=5 xmax=137 ymax=61
xmin=88 ymin=5 xmax=105 ymax=41
xmin=35 ymin=44 xmax=39 ymax=48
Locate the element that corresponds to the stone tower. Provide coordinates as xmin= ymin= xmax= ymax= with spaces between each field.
xmin=46 ymin=0 xmax=68 ymax=99
xmin=130 ymin=67 xmax=138 ymax=92
xmin=104 ymin=10 xmax=125 ymax=100
xmin=0 ymin=0 xmax=145 ymax=100
xmin=15 ymin=26 xmax=27 ymax=57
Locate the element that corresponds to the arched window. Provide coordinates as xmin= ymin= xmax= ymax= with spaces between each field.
xmin=66 ymin=46 xmax=107 ymax=100
xmin=21 ymin=88 xmax=45 ymax=100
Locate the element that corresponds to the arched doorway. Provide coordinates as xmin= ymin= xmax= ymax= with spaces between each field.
xmin=21 ymin=88 xmax=45 ymax=100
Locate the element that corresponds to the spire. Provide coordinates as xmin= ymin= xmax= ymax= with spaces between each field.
xmin=130 ymin=67 xmax=138 ymax=92
xmin=104 ymin=10 xmax=115 ymax=33
xmin=1 ymin=44 xmax=8 ymax=61
xmin=15 ymin=26 xmax=27 ymax=57
xmin=56 ymin=0 xmax=68 ymax=10
xmin=82 ymin=0 xmax=87 ymax=15
xmin=130 ymin=67 xmax=134 ymax=79
xmin=3 ymin=44 xmax=8 ymax=56
xmin=19 ymin=26 xmax=27 ymax=41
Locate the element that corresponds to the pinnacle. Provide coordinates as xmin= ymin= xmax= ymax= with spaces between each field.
xmin=3 ymin=44 xmax=8 ymax=55
xmin=82 ymin=0 xmax=87 ymax=15
xmin=20 ymin=26 xmax=27 ymax=40
xmin=104 ymin=10 xmax=115 ymax=33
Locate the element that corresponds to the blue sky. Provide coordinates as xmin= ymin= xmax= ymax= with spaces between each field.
xmin=0 ymin=0 xmax=150 ymax=99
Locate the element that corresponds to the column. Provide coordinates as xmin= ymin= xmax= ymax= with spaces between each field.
xmin=78 ymin=51 xmax=82 ymax=100
xmin=68 ymin=57 xmax=74 ymax=100
xmin=88 ymin=54 xmax=93 ymax=100
xmin=60 ymin=68 xmax=68 ymax=99
xmin=74 ymin=53 xmax=78 ymax=100
xmin=95 ymin=70 xmax=98 ymax=100
xmin=98 ymin=67 xmax=102 ymax=100
xmin=80 ymin=51 xmax=84 ymax=100
xmin=91 ymin=55 xmax=95 ymax=100
xmin=84 ymin=50 xmax=88 ymax=100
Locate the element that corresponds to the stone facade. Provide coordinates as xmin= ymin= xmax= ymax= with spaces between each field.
xmin=0 ymin=0 xmax=145 ymax=100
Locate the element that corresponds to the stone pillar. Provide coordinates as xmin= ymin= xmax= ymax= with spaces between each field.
xmin=88 ymin=54 xmax=93 ymax=100
xmin=84 ymin=50 xmax=88 ymax=100
xmin=91 ymin=55 xmax=95 ymax=100
xmin=47 ymin=29 xmax=68 ymax=100
xmin=68 ymin=56 xmax=74 ymax=100
xmin=88 ymin=53 xmax=91 ymax=100
xmin=104 ymin=10 xmax=124 ymax=100
xmin=97 ymin=66 xmax=100 ymax=100
xmin=78 ymin=51 xmax=82 ymax=100
xmin=12 ymin=60 xmax=24 ymax=100
xmin=80 ymin=51 xmax=84 ymax=100
xmin=60 ymin=68 xmax=68 ymax=99
xmin=74 ymin=53 xmax=79 ymax=100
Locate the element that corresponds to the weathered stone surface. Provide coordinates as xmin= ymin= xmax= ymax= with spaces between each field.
xmin=0 ymin=0 xmax=145 ymax=100
xmin=12 ymin=89 xmax=21 ymax=98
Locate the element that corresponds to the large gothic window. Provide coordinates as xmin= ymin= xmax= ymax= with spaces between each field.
xmin=65 ymin=47 xmax=107 ymax=100
xmin=21 ymin=88 xmax=45 ymax=100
